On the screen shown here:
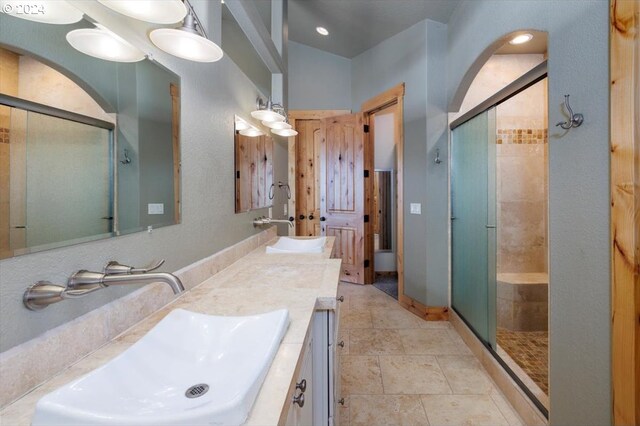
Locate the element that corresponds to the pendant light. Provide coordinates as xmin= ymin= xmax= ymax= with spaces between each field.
xmin=66 ymin=24 xmax=145 ymax=63
xmin=262 ymin=120 xmax=292 ymax=130
xmin=271 ymin=128 xmax=298 ymax=137
xmin=97 ymin=0 xmax=187 ymax=24
xmin=251 ymin=98 xmax=286 ymax=123
xmin=150 ymin=10 xmax=223 ymax=63
xmin=0 ymin=0 xmax=83 ymax=24
xmin=239 ymin=127 xmax=263 ymax=137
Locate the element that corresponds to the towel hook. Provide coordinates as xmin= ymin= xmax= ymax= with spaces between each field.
xmin=434 ymin=148 xmax=442 ymax=164
xmin=556 ymin=94 xmax=583 ymax=130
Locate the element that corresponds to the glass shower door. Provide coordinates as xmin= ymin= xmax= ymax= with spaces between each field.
xmin=451 ymin=108 xmax=497 ymax=348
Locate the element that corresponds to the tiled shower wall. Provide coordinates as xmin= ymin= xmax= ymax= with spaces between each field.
xmin=496 ymin=128 xmax=548 ymax=273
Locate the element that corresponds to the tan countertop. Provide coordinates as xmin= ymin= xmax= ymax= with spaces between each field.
xmin=0 ymin=237 xmax=341 ymax=426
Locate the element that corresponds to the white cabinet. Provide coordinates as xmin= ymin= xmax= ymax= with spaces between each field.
xmin=286 ymin=336 xmax=314 ymax=426
xmin=286 ymin=304 xmax=341 ymax=426
xmin=312 ymin=305 xmax=340 ymax=426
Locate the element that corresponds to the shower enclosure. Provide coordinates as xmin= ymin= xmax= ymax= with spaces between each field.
xmin=0 ymin=99 xmax=114 ymax=257
xmin=450 ymin=63 xmax=549 ymax=415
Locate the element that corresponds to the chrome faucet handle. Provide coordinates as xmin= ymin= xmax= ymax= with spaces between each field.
xmin=104 ymin=259 xmax=165 ymax=275
xmin=131 ymin=259 xmax=165 ymax=274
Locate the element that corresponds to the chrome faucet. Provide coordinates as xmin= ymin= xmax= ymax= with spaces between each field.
xmin=23 ymin=260 xmax=185 ymax=311
xmin=253 ymin=216 xmax=294 ymax=228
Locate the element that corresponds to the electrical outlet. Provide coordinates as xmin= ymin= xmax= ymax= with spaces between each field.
xmin=410 ymin=203 xmax=421 ymax=215
xmin=148 ymin=203 xmax=164 ymax=215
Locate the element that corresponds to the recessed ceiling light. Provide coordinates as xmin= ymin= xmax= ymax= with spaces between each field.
xmin=509 ymin=33 xmax=533 ymax=45
xmin=316 ymin=27 xmax=329 ymax=36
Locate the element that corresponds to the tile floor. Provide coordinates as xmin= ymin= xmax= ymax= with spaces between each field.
xmin=337 ymin=282 xmax=524 ymax=426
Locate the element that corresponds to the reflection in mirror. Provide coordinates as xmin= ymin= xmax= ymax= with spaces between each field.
xmin=374 ymin=170 xmax=394 ymax=252
xmin=0 ymin=13 xmax=181 ymax=259
xmin=234 ymin=116 xmax=273 ymax=213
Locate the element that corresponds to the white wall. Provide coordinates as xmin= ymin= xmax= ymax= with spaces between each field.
xmin=447 ymin=1 xmax=610 ymax=424
xmin=0 ymin=3 xmax=274 ymax=352
xmin=288 ymin=41 xmax=352 ymax=110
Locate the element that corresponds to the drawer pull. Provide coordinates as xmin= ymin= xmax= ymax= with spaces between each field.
xmin=337 ymin=296 xmax=344 ymax=302
xmin=337 ymin=398 xmax=345 ymax=405
xmin=338 ymin=341 xmax=345 ymax=348
xmin=296 ymin=379 xmax=307 ymax=393
xmin=293 ymin=393 xmax=305 ymax=407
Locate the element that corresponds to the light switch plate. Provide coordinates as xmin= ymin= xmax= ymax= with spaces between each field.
xmin=148 ymin=203 xmax=164 ymax=215
xmin=410 ymin=203 xmax=421 ymax=215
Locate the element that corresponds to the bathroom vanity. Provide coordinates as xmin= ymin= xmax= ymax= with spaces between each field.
xmin=0 ymin=235 xmax=342 ymax=426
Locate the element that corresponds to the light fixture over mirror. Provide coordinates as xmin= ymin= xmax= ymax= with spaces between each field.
xmin=0 ymin=0 xmax=83 ymax=24
xmin=97 ymin=0 xmax=187 ymax=24
xmin=66 ymin=24 xmax=146 ymax=63
xmin=262 ymin=120 xmax=291 ymax=130
xmin=150 ymin=7 xmax=223 ymax=63
xmin=239 ymin=127 xmax=264 ymax=137
xmin=271 ymin=128 xmax=298 ymax=137
xmin=251 ymin=97 xmax=286 ymax=122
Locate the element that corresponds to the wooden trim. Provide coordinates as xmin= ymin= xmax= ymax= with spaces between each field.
xmin=611 ymin=0 xmax=639 ymax=424
xmin=289 ymin=110 xmax=351 ymax=120
xmin=361 ymin=83 xmax=405 ymax=114
xmin=287 ymin=118 xmax=297 ymax=236
xmin=169 ymin=83 xmax=181 ymax=223
xmin=361 ymin=86 xmax=406 ymax=306
xmin=399 ymin=294 xmax=449 ymax=321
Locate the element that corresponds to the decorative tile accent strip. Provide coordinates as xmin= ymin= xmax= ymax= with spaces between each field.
xmin=0 ymin=128 xmax=10 ymax=144
xmin=0 ymin=227 xmax=278 ymax=409
xmin=496 ymin=128 xmax=548 ymax=145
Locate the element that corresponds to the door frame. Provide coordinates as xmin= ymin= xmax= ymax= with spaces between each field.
xmin=360 ymin=84 xmax=410 ymax=294
xmin=288 ymin=110 xmax=351 ymax=236
xmin=610 ymin=0 xmax=639 ymax=423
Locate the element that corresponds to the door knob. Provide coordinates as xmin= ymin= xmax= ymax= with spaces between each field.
xmin=288 ymin=216 xmax=295 ymax=222
xmin=293 ymin=393 xmax=305 ymax=407
xmin=299 ymin=214 xmax=306 ymax=220
xmin=320 ymin=216 xmax=326 ymax=222
xmin=308 ymin=214 xmax=314 ymax=220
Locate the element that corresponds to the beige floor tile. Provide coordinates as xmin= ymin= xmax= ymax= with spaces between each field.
xmin=350 ymin=329 xmax=405 ymax=355
xmin=420 ymin=321 xmax=453 ymax=330
xmin=350 ymin=395 xmax=430 ymax=426
xmin=350 ymin=294 xmax=397 ymax=310
xmin=399 ymin=329 xmax=472 ymax=355
xmin=341 ymin=308 xmax=374 ymax=329
xmin=437 ymin=355 xmax=494 ymax=394
xmin=421 ymin=395 xmax=509 ymax=426
xmin=372 ymin=307 xmax=426 ymax=329
xmin=490 ymin=388 xmax=524 ymax=426
xmin=341 ymin=355 xmax=384 ymax=395
xmin=339 ymin=406 xmax=350 ymax=426
xmin=379 ymin=356 xmax=451 ymax=395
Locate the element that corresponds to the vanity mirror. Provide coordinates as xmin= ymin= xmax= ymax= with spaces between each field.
xmin=234 ymin=116 xmax=273 ymax=213
xmin=374 ymin=169 xmax=394 ymax=252
xmin=0 ymin=13 xmax=181 ymax=260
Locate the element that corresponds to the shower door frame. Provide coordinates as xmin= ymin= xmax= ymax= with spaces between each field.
xmin=0 ymin=94 xmax=116 ymax=255
xmin=449 ymin=61 xmax=549 ymax=418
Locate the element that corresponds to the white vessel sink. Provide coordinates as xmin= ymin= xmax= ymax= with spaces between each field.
xmin=32 ymin=308 xmax=290 ymax=426
xmin=266 ymin=237 xmax=326 ymax=253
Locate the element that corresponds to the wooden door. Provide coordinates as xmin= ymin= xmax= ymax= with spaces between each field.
xmin=295 ymin=119 xmax=322 ymax=236
xmin=235 ymin=133 xmax=273 ymax=212
xmin=321 ymin=113 xmax=370 ymax=283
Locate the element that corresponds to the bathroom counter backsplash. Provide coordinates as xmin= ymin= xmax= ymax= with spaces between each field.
xmin=0 ymin=230 xmax=340 ymax=426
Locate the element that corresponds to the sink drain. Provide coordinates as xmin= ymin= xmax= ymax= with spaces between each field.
xmin=185 ymin=384 xmax=209 ymax=398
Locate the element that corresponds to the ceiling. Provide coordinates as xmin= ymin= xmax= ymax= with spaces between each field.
xmin=257 ymin=0 xmax=462 ymax=58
